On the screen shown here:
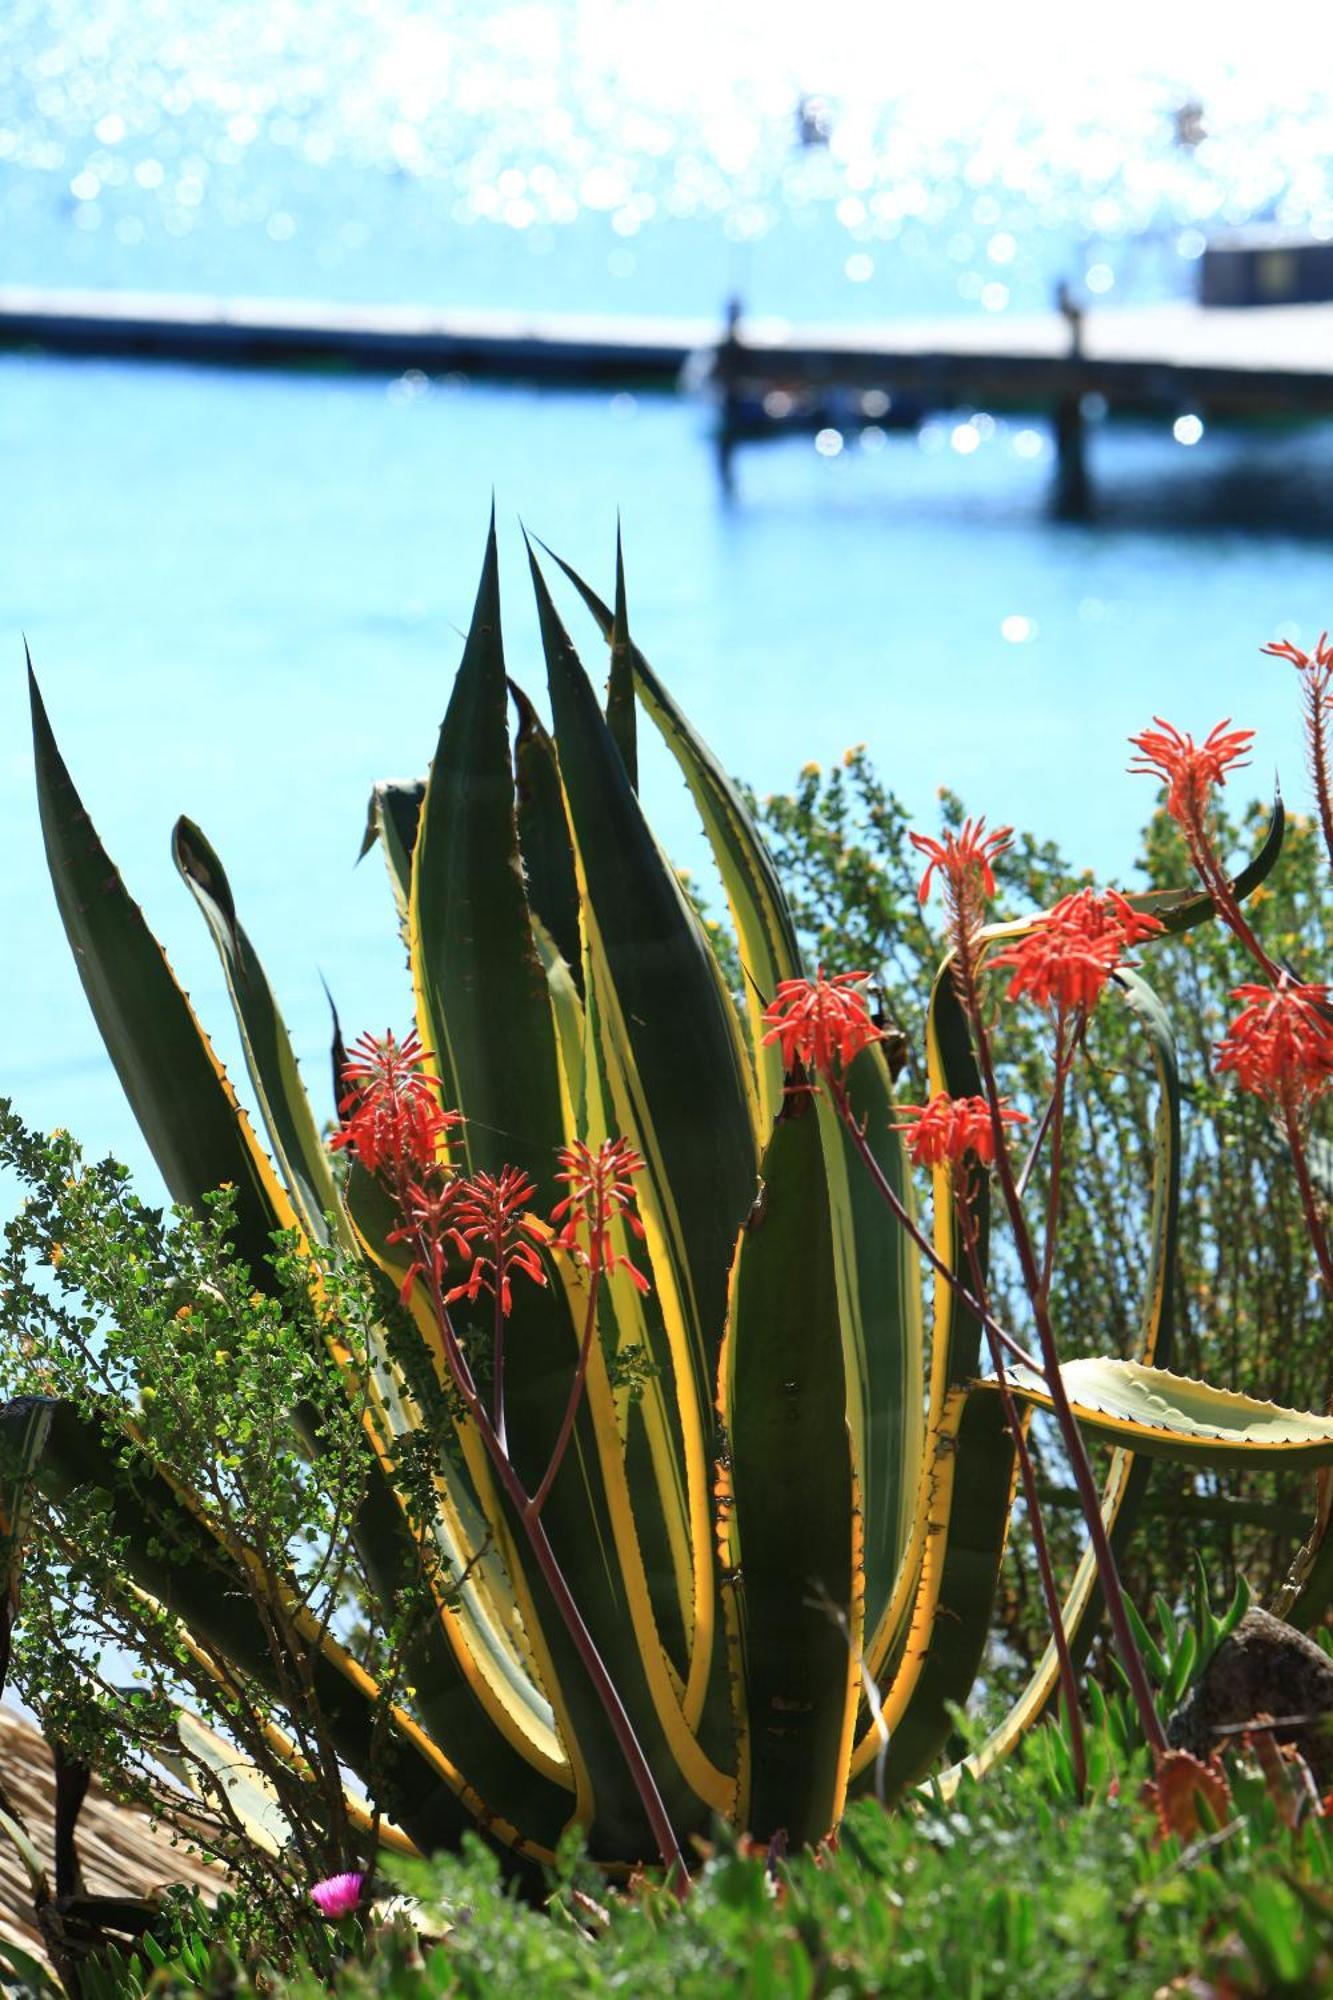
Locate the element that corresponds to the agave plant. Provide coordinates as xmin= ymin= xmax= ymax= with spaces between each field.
xmin=7 ymin=520 xmax=1333 ymax=1882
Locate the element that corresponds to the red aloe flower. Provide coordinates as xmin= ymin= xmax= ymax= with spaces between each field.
xmin=1263 ymin=630 xmax=1333 ymax=686
xmin=445 ymin=1168 xmax=549 ymax=1318
xmin=891 ymin=1091 xmax=1029 ymax=1169
xmin=1127 ymin=717 xmax=1254 ymax=826
xmin=909 ymin=817 xmax=1013 ymax=908
xmin=761 ymin=969 xmax=882 ymax=1077
xmin=330 ymin=1029 xmax=460 ymax=1178
xmin=1215 ymin=975 xmax=1333 ymax=1111
xmin=990 ymin=889 xmax=1164 ymax=1014
xmin=387 ymin=1176 xmax=475 ymax=1305
xmin=550 ymin=1137 xmax=650 ymax=1293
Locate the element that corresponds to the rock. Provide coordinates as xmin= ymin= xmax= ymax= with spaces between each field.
xmin=1167 ymin=1606 xmax=1333 ymax=1788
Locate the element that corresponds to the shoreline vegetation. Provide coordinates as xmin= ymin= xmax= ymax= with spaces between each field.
xmin=7 ymin=531 xmax=1333 ymax=1994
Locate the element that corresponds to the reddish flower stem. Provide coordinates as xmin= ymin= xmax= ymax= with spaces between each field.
xmin=1182 ymin=803 xmax=1333 ymax=1308
xmin=1305 ymin=676 xmax=1333 ymax=879
xmin=1282 ymin=1102 xmax=1333 ymax=1296
xmin=826 ymin=1078 xmax=1040 ymax=1376
xmin=959 ymin=945 xmax=1167 ymax=1757
xmin=413 ymin=1239 xmax=686 ymax=1891
xmin=526 ymin=1270 xmax=602 ymax=1523
xmin=939 ymin=917 xmax=1167 ymax=1757
xmin=1015 ymin=1086 xmax=1059 ymax=1202
xmin=1179 ymin=811 xmax=1280 ymax=983
xmin=1039 ymin=1019 xmax=1073 ymax=1306
xmin=358 ymin=1097 xmax=680 ymax=1885
xmin=492 ymin=1282 xmax=509 ymax=1456
xmin=1285 ymin=1070 xmax=1333 ymax=1575
xmin=957 ymin=1181 xmax=1086 ymax=1796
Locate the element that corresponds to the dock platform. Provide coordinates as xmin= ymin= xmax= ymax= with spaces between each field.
xmin=5 ymin=284 xmax=1333 ymax=510
xmin=0 ymin=284 xmax=712 ymax=383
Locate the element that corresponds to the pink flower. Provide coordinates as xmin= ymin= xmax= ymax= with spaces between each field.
xmin=310 ymin=1871 xmax=364 ymax=1919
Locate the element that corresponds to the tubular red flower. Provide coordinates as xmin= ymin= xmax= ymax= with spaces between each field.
xmin=1127 ymin=717 xmax=1254 ymax=826
xmin=1215 ymin=976 xmax=1333 ymax=1110
xmin=444 ymin=1167 xmax=549 ymax=1318
xmin=330 ymin=1029 xmax=460 ymax=1179
xmin=891 ymin=1091 xmax=1028 ymax=1169
xmin=990 ymin=888 xmax=1164 ymax=1014
xmin=1263 ymin=631 xmax=1333 ymax=685
xmin=760 ymin=969 xmax=883 ymax=1077
xmin=387 ymin=1175 xmax=474 ymax=1304
xmin=550 ymin=1137 xmax=650 ymax=1292
xmin=909 ymin=817 xmax=1013 ymax=908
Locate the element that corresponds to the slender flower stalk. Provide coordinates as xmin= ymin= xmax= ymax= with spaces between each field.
xmin=915 ymin=837 xmax=1170 ymax=1756
xmin=819 ymin=1077 xmax=1041 ymax=1375
xmin=1131 ymin=705 xmax=1333 ymax=1311
xmin=531 ymin=1139 xmax=649 ymax=1520
xmin=893 ymin=1091 xmax=1087 ymax=1793
xmin=968 ymin=995 xmax=1168 ymax=1753
xmin=1264 ymin=632 xmax=1333 ymax=874
xmin=784 ymin=1010 xmax=1108 ymax=1761
xmin=761 ymin=947 xmax=1142 ymax=1765
xmin=414 ymin=1241 xmax=685 ymax=1889
xmin=1036 ymin=1016 xmax=1075 ymax=1307
xmin=761 ymin=981 xmax=1041 ymax=1373
xmin=991 ymin=891 xmax=1163 ymax=1303
xmin=332 ymin=1036 xmax=685 ymax=1891
xmin=1145 ymin=677 xmax=1333 ymax=1580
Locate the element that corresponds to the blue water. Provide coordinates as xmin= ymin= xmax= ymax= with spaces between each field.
xmin=5 ymin=355 xmax=1331 ymax=1190
xmin=6 ymin=0 xmax=1333 ymax=320
xmin=3 ymin=5 xmax=1333 ymax=1187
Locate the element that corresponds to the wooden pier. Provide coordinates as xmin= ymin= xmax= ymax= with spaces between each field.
xmin=0 ymin=283 xmax=712 ymax=383
xmin=5 ymin=283 xmax=1333 ymax=511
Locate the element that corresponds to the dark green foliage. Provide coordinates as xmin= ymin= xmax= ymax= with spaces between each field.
xmin=30 ymin=1714 xmax=1333 ymax=1997
xmin=0 ymin=1106 xmax=452 ymax=1957
xmin=12 ymin=1573 xmax=1329 ymax=1998
xmin=752 ymin=756 xmax=1333 ymax=1657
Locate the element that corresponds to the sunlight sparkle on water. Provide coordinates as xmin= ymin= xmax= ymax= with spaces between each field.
xmin=3 ymin=0 xmax=1332 ymax=316
xmin=1001 ymin=615 xmax=1038 ymax=643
